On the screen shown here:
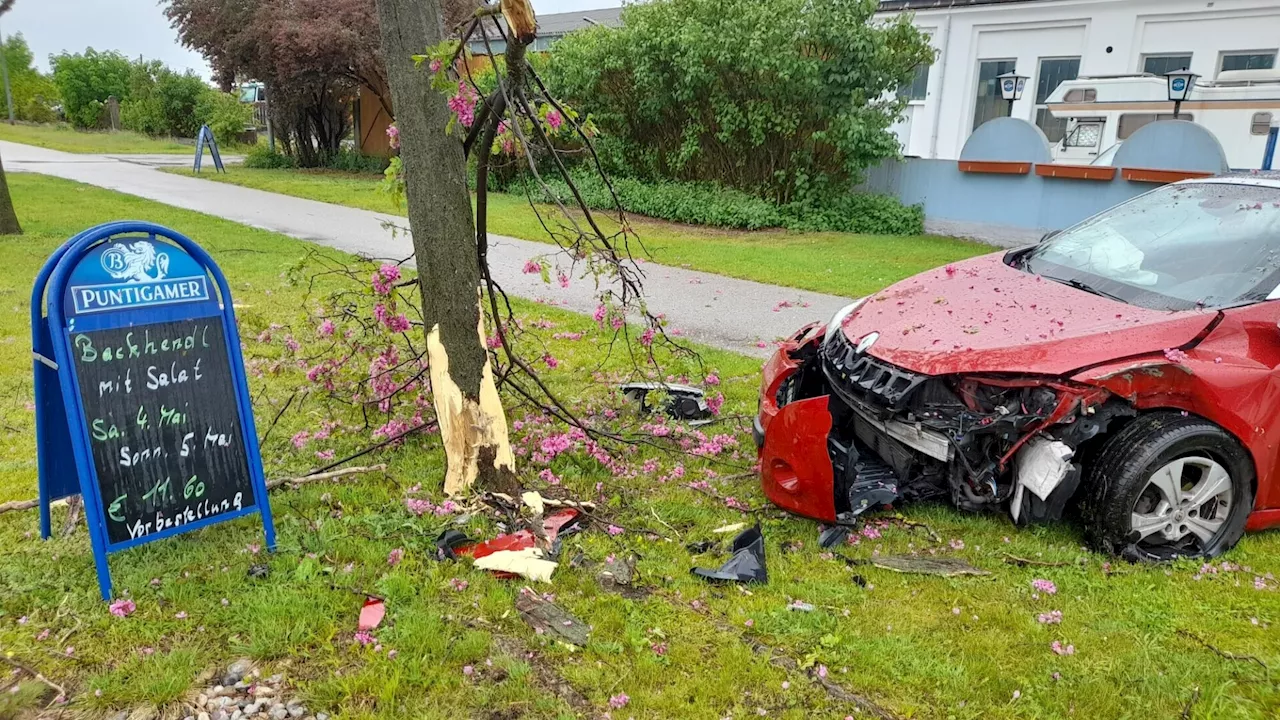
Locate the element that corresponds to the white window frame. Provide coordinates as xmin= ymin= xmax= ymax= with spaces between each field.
xmin=1034 ymin=56 xmax=1081 ymax=145
xmin=1218 ymin=50 xmax=1278 ymax=76
xmin=1141 ymin=53 xmax=1194 ymax=75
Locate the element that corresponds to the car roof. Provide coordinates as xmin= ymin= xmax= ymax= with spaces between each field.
xmin=1181 ymin=172 xmax=1280 ymax=189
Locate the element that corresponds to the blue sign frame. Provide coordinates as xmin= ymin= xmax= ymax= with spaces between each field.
xmin=33 ymin=221 xmax=275 ymax=600
xmin=194 ymin=125 xmax=225 ymax=174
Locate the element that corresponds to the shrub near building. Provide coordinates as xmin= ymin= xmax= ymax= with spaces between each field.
xmin=544 ymin=0 xmax=934 ymax=233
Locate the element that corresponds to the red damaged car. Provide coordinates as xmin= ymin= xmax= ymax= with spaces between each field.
xmin=756 ymin=177 xmax=1280 ymax=560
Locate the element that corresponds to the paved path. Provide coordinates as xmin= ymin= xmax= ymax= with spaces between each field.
xmin=5 ymin=141 xmax=852 ymax=357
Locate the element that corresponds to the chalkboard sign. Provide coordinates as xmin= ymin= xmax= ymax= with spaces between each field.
xmin=33 ymin=222 xmax=274 ymax=600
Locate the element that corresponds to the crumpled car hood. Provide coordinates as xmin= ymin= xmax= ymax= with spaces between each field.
xmin=840 ymin=253 xmax=1219 ymax=376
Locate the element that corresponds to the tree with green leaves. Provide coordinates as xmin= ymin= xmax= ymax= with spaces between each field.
xmin=0 ymin=34 xmax=57 ymax=123
xmin=50 ymin=48 xmax=132 ymax=129
xmin=547 ymin=0 xmax=935 ymax=204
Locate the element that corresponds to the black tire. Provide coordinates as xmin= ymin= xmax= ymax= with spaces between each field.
xmin=1084 ymin=412 xmax=1253 ymax=561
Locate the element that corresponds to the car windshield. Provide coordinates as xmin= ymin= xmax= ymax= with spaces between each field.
xmin=1018 ymin=182 xmax=1280 ymax=310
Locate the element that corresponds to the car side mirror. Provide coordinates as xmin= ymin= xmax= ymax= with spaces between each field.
xmin=1040 ymin=230 xmax=1061 ymax=243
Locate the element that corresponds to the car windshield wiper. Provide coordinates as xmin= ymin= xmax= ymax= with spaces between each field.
xmin=1053 ymin=277 xmax=1129 ymax=305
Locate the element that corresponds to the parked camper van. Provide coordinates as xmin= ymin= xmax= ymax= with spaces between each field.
xmin=1043 ymin=70 xmax=1280 ymax=169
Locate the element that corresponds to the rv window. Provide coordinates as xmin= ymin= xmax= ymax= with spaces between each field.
xmin=1252 ymin=112 xmax=1273 ymax=135
xmin=1117 ymin=113 xmax=1189 ymax=140
xmin=1064 ymin=123 xmax=1102 ymax=148
xmin=1063 ymin=88 xmax=1096 ymax=102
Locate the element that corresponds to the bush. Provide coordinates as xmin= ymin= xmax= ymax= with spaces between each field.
xmin=243 ymin=144 xmax=297 ymax=170
xmin=50 ymin=48 xmax=132 ymax=129
xmin=121 ymin=61 xmax=210 ymax=138
xmin=195 ymin=90 xmax=252 ymax=146
xmin=545 ymin=0 xmax=934 ymax=203
xmin=513 ymin=169 xmax=922 ymax=235
xmin=319 ymin=149 xmax=389 ymax=174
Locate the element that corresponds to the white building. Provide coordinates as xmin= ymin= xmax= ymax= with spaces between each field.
xmin=880 ymin=0 xmax=1280 ymax=159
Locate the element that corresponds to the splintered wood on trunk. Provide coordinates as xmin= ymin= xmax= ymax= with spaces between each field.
xmin=375 ymin=0 xmax=516 ymax=495
xmin=501 ymin=0 xmax=537 ymax=45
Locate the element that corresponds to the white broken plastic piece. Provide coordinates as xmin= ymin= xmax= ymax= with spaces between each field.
xmin=1010 ymin=437 xmax=1075 ymax=522
xmin=521 ymin=491 xmax=546 ymax=516
xmin=473 ymin=548 xmax=558 ymax=583
xmin=712 ymin=522 xmax=748 ymax=534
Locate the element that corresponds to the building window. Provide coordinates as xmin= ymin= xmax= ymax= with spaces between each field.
xmin=1117 ymin=113 xmax=1190 ymax=140
xmin=1253 ymin=112 xmax=1274 ymax=135
xmin=1221 ymin=52 xmax=1277 ymax=73
xmin=899 ymin=63 xmax=930 ymax=102
xmin=1143 ymin=54 xmax=1193 ymax=76
xmin=1034 ymin=57 xmax=1080 ymax=143
xmin=972 ymin=59 xmax=1016 ymax=130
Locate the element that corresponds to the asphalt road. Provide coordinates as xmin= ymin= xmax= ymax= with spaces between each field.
xmin=4 ymin=141 xmax=853 ymax=357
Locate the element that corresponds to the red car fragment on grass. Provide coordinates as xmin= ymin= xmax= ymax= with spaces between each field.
xmin=755 ymin=177 xmax=1280 ymax=560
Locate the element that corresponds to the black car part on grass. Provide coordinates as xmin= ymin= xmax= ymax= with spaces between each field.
xmin=691 ymin=525 xmax=768 ymax=584
xmin=620 ymin=383 xmax=713 ymax=423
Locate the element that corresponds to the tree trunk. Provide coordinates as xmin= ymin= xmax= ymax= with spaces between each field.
xmin=375 ymin=0 xmax=516 ymax=496
xmin=0 ymin=149 xmax=22 ymax=235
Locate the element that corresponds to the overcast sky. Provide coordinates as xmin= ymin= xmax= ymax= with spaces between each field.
xmin=9 ymin=0 xmax=625 ymax=80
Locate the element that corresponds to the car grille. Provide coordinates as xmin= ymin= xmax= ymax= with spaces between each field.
xmin=821 ymin=332 xmax=928 ymax=411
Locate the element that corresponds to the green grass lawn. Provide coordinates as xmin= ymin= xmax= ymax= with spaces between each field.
xmin=2 ymin=174 xmax=1280 ymax=719
xmin=161 ymin=166 xmax=988 ymax=298
xmin=0 ymin=123 xmax=194 ymax=154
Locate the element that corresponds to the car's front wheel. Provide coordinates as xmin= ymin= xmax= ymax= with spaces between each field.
xmin=1086 ymin=412 xmax=1253 ymax=561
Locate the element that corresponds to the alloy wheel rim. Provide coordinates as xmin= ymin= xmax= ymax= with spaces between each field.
xmin=1131 ymin=456 xmax=1233 ymax=548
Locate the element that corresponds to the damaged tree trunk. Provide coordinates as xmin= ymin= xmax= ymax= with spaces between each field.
xmin=375 ymin=0 xmax=516 ymax=495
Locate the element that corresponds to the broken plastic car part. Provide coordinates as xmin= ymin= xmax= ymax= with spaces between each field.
xmin=691 ymin=525 xmax=768 ymax=584
xmin=620 ymin=382 xmax=712 ymax=422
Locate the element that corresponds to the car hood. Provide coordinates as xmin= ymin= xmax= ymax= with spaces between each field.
xmin=841 ymin=253 xmax=1219 ymax=376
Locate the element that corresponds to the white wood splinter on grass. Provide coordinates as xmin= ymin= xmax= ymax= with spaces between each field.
xmin=429 ymin=297 xmax=515 ymax=496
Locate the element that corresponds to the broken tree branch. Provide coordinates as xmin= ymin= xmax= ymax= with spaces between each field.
xmin=0 ymin=654 xmax=66 ymax=697
xmin=1176 ymin=629 xmax=1268 ymax=671
xmin=266 ymin=465 xmax=389 ymax=490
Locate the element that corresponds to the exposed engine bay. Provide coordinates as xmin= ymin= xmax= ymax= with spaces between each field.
xmin=774 ymin=327 xmax=1135 ymax=526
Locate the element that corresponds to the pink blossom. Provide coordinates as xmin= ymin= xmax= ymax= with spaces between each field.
xmin=174 ymin=611 xmax=188 ymax=620
xmin=291 ymin=431 xmax=310 ymax=449
xmin=639 ymin=327 xmax=655 ymax=346
xmin=1031 ymin=578 xmax=1058 ymax=595
xmin=429 ymin=59 xmax=442 ymax=73
xmin=318 ymin=319 xmax=335 ymax=337
xmin=1037 ymin=610 xmax=1063 ymax=624
xmin=387 ymin=548 xmax=405 ymax=567
xmin=546 ymin=109 xmax=563 ymax=130
xmin=949 ymin=538 xmax=965 ymax=550
xmin=386 ymin=124 xmax=401 ymax=149
xmin=35 ymin=629 xmax=49 ymax=641
xmin=1050 ymin=641 xmax=1076 ymax=656
xmin=557 ymin=270 xmax=570 ymax=289
xmin=705 ymin=373 xmax=720 ymax=386
xmin=109 ymin=599 xmax=136 ymax=618
xmin=463 ymin=665 xmax=475 ymax=676
xmin=706 ymin=393 xmax=725 ymax=415
xmin=593 ymin=304 xmax=608 ymax=325
xmin=817 ymin=665 xmax=828 ymax=679
xmin=543 ymin=354 xmax=559 ymax=369
xmin=448 ymin=82 xmax=478 ymax=127
xmin=606 ymin=525 xmax=624 ymax=536
xmin=355 ymin=630 xmax=375 ymax=646
xmin=523 ymin=259 xmax=542 ymax=274
xmin=138 ymin=646 xmax=155 ymax=657
xmin=608 ymin=693 xmax=630 ymax=709
xmin=385 ymin=314 xmax=411 ymax=333
xmin=860 ymin=525 xmax=881 ymax=540
xmin=406 ymin=498 xmax=433 ymax=516
xmin=450 ymin=578 xmax=469 ymax=591
xmin=1163 ymin=347 xmax=1190 ymax=364
xmin=315 ymin=449 xmax=335 ymax=461
xmin=651 ymin=642 xmax=667 ymax=656
xmin=538 ymin=468 xmax=561 ymax=485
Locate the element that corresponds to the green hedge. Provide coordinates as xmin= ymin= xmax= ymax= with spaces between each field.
xmin=507 ymin=169 xmax=923 ymax=236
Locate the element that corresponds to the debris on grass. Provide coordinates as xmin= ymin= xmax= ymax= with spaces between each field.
xmin=357 ymin=597 xmax=386 ymax=631
xmin=818 ymin=525 xmax=849 ymax=548
xmin=692 ymin=525 xmax=768 ymax=584
xmin=247 ymin=564 xmax=270 ymax=579
xmin=712 ymin=522 xmax=747 ymax=534
xmin=455 ymin=508 xmax=584 ymax=580
xmin=435 ymin=529 xmax=474 ymax=560
xmin=686 ymin=540 xmax=718 ymax=554
xmin=475 ymin=548 xmax=559 ymax=583
xmin=868 ymin=555 xmax=990 ymax=577
xmin=620 ymin=382 xmax=712 ymax=422
xmin=516 ymin=588 xmax=590 ymax=647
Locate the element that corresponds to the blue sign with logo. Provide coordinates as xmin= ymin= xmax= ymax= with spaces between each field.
xmin=1171 ymin=78 xmax=1187 ymax=93
xmin=33 ymin=222 xmax=275 ymax=601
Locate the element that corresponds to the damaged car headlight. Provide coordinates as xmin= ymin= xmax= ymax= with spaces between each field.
xmin=952 ymin=378 xmax=1060 ymax=419
xmin=824 ymin=297 xmax=869 ymax=345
